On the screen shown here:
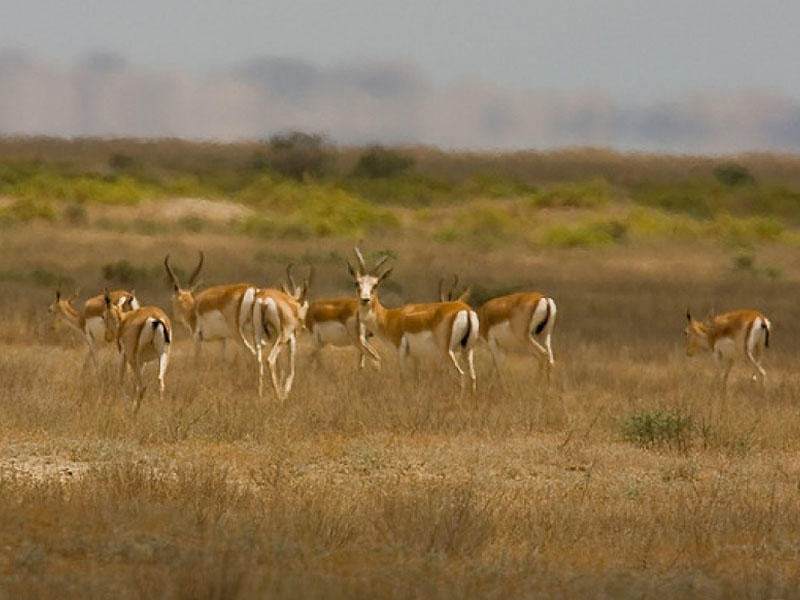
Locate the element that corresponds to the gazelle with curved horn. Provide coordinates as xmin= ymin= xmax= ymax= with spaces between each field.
xmin=102 ymin=290 xmax=172 ymax=410
xmin=164 ymin=252 xmax=258 ymax=360
xmin=477 ymin=291 xmax=557 ymax=386
xmin=252 ymin=264 xmax=311 ymax=399
xmin=48 ymin=288 xmax=140 ymax=370
xmin=684 ymin=308 xmax=771 ymax=394
xmin=349 ymin=246 xmax=479 ymax=392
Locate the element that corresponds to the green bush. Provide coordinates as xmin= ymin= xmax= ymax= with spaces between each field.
xmin=714 ymin=162 xmax=755 ymax=187
xmin=353 ymin=146 xmax=414 ymax=178
xmin=0 ymin=197 xmax=58 ymax=223
xmin=621 ymin=409 xmax=693 ymax=450
xmin=709 ymin=214 xmax=783 ymax=243
xmin=461 ymin=172 xmax=535 ymax=198
xmin=102 ymin=260 xmax=148 ymax=284
xmin=631 ymin=181 xmax=713 ymax=218
xmin=540 ymin=219 xmax=626 ymax=247
xmin=265 ymin=132 xmax=329 ymax=180
xmin=438 ymin=203 xmax=520 ymax=246
xmin=530 ymin=178 xmax=611 ymax=209
xmin=345 ymin=173 xmax=453 ymax=207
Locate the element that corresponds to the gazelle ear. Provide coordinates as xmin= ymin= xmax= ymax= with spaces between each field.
xmin=377 ymin=267 xmax=393 ymax=283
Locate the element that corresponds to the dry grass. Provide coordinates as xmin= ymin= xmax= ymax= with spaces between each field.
xmin=3 ymin=220 xmax=800 ymax=598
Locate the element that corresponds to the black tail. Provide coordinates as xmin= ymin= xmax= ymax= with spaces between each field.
xmin=534 ymin=299 xmax=551 ymax=335
xmin=763 ymin=321 xmax=770 ymax=348
xmin=153 ymin=320 xmax=170 ymax=344
xmin=460 ymin=311 xmax=472 ymax=348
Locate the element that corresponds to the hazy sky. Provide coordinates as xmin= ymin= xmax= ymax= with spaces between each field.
xmin=2 ymin=0 xmax=799 ymax=103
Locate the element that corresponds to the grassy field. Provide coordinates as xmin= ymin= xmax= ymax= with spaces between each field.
xmin=2 ymin=140 xmax=800 ymax=598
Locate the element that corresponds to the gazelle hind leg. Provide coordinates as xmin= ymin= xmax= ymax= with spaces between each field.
xmin=463 ymin=348 xmax=476 ymax=393
xmin=447 ymin=349 xmax=467 ymax=390
xmin=158 ymin=350 xmax=169 ymax=401
xmin=282 ymin=335 xmax=297 ymax=399
xmin=266 ymin=340 xmax=283 ymax=400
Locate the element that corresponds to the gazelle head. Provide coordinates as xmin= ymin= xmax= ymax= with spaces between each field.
xmin=438 ymin=274 xmax=471 ymax=303
xmin=684 ymin=308 xmax=711 ymax=356
xmin=103 ymin=289 xmax=122 ymax=343
xmin=48 ymin=288 xmax=79 ymax=326
xmin=164 ymin=252 xmax=203 ymax=321
xmin=281 ymin=263 xmax=313 ymax=323
xmin=347 ymin=245 xmax=392 ymax=307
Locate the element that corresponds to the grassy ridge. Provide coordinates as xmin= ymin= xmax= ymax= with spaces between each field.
xmin=2 ymin=137 xmax=800 ymax=248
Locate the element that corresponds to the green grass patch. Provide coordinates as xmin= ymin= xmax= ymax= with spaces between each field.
xmin=621 ymin=409 xmax=693 ymax=451
xmin=538 ymin=219 xmax=627 ymax=248
xmin=530 ymin=178 xmax=612 ymax=209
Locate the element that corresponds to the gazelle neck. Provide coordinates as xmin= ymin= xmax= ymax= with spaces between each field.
xmin=56 ymin=301 xmax=82 ymax=332
xmin=362 ymin=294 xmax=388 ymax=334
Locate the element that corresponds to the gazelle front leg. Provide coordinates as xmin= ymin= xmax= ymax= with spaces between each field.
xmin=357 ymin=322 xmax=381 ymax=370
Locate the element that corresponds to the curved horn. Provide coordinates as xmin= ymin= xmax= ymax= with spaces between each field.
xmin=187 ymin=251 xmax=204 ymax=287
xmin=438 ymin=277 xmax=446 ymax=302
xmin=305 ymin=264 xmax=315 ymax=290
xmin=686 ymin=307 xmax=692 ymax=322
xmin=286 ymin=263 xmax=297 ymax=294
xmin=103 ymin=287 xmax=111 ymax=307
xmin=450 ymin=274 xmax=460 ymax=301
xmin=353 ymin=245 xmax=367 ymax=274
xmin=164 ymin=254 xmax=180 ymax=289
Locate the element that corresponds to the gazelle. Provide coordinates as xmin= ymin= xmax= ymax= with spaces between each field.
xmin=102 ymin=291 xmax=172 ymax=409
xmin=684 ymin=308 xmax=771 ymax=393
xmin=252 ymin=265 xmax=311 ymax=400
xmin=349 ymin=247 xmax=479 ymax=392
xmin=477 ymin=291 xmax=557 ymax=386
xmin=48 ymin=288 xmax=140 ymax=370
xmin=164 ymin=252 xmax=258 ymax=360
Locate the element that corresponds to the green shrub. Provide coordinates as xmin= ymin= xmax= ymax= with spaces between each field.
xmin=709 ymin=214 xmax=783 ymax=243
xmin=461 ymin=172 xmax=535 ymax=198
xmin=102 ymin=260 xmax=148 ymax=284
xmin=530 ymin=178 xmax=611 ymax=209
xmin=621 ymin=409 xmax=693 ymax=450
xmin=631 ymin=181 xmax=713 ymax=218
xmin=540 ymin=219 xmax=626 ymax=247
xmin=714 ymin=162 xmax=755 ymax=187
xmin=624 ymin=207 xmax=702 ymax=240
xmin=265 ymin=132 xmax=329 ymax=179
xmin=345 ymin=173 xmax=453 ymax=207
xmin=0 ymin=197 xmax=58 ymax=223
xmin=353 ymin=146 xmax=414 ymax=178
xmin=440 ymin=203 xmax=520 ymax=246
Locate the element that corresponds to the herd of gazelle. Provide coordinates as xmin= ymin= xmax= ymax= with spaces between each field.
xmin=48 ymin=246 xmax=772 ymax=408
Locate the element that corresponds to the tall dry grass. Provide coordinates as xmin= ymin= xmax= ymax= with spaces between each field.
xmin=2 ymin=222 xmax=800 ymax=598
